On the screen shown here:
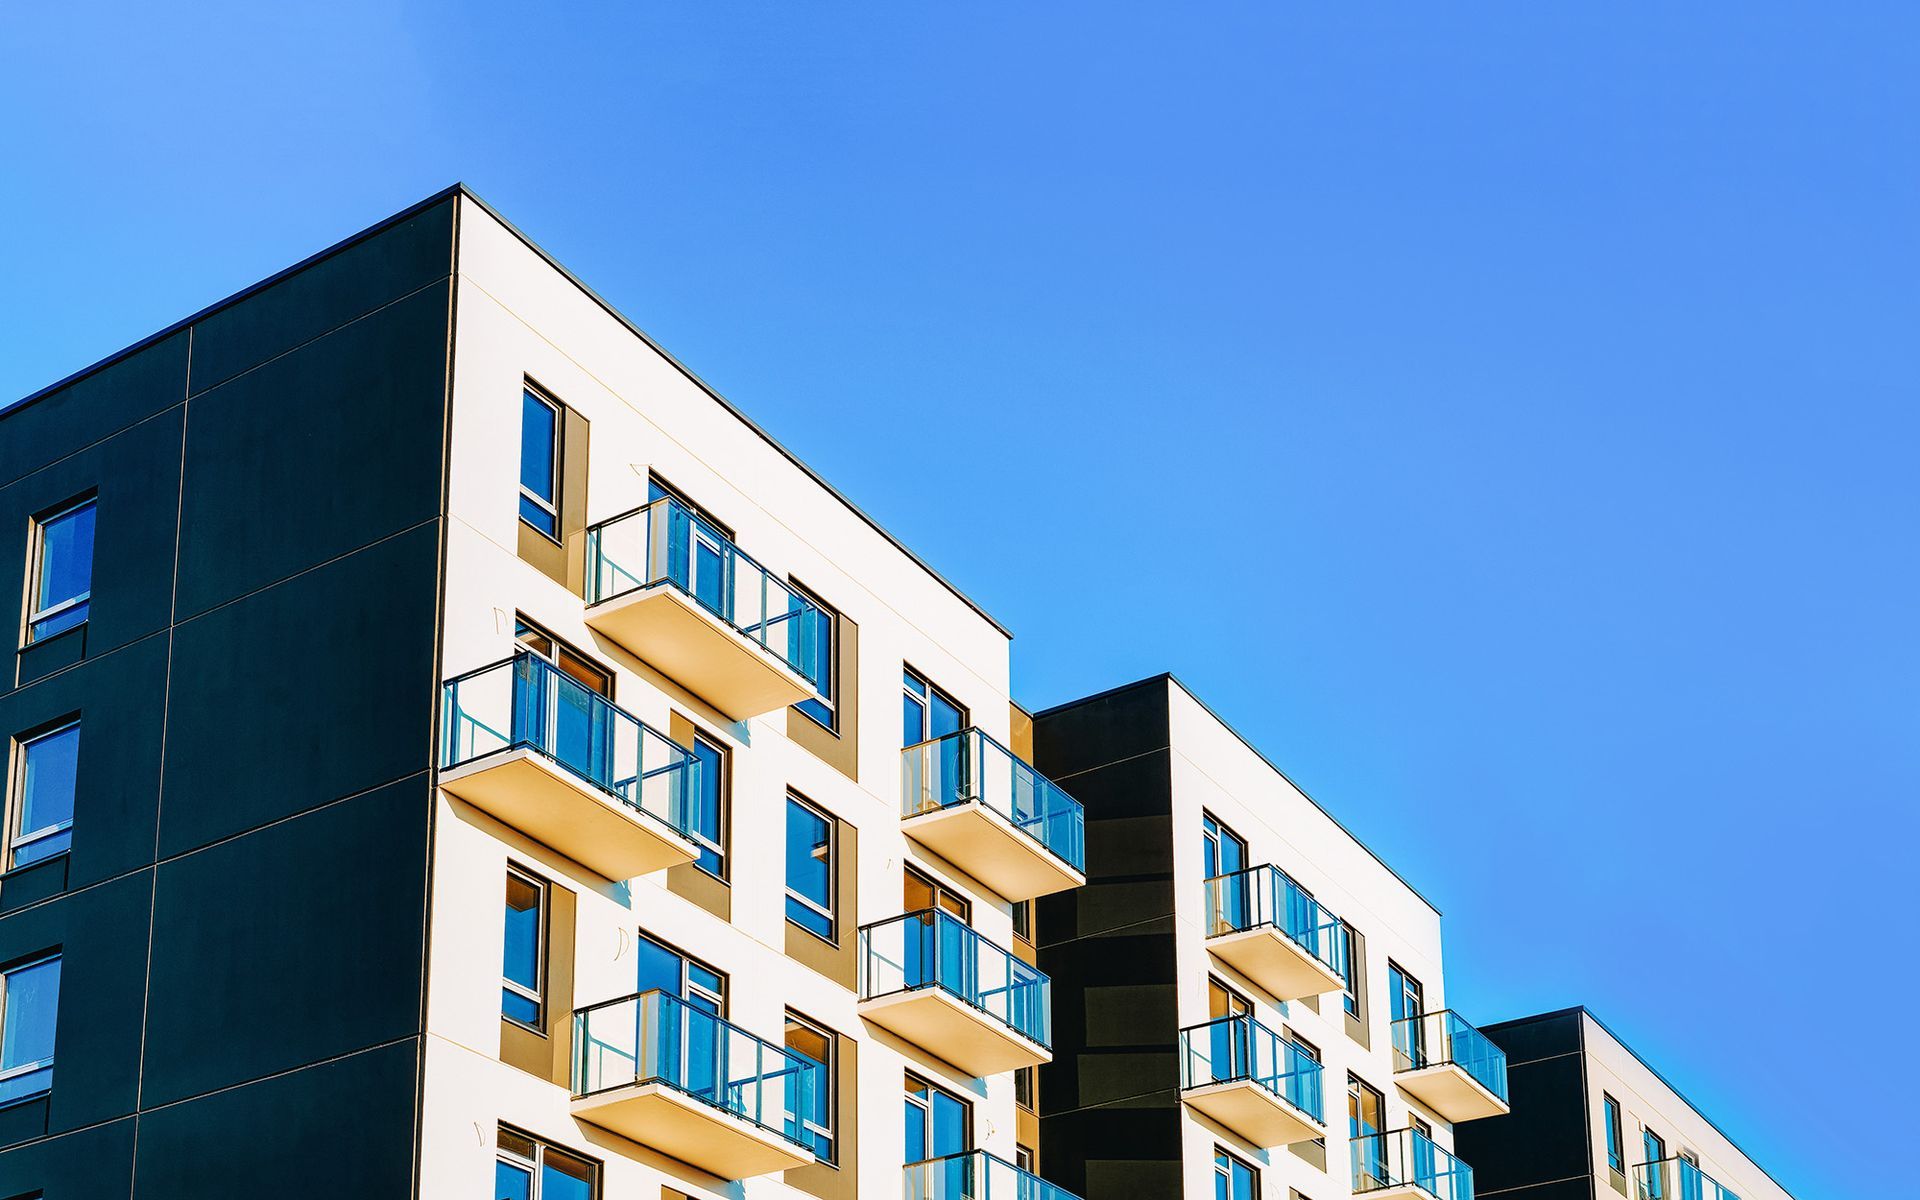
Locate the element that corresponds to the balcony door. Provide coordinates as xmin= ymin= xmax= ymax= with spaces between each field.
xmin=635 ymin=933 xmax=727 ymax=1105
xmin=903 ymin=669 xmax=968 ymax=809
xmin=650 ymin=478 xmax=735 ymax=620
xmin=1349 ymin=1074 xmax=1387 ymax=1188
xmin=903 ymin=868 xmax=975 ymax=1000
xmin=1202 ymin=813 xmax=1249 ymax=933
xmin=1409 ymin=1113 xmax=1437 ymax=1192
xmin=1387 ymin=962 xmax=1425 ymax=1070
xmin=1207 ymin=977 xmax=1252 ymax=1083
xmin=904 ymin=1072 xmax=971 ymax=1163
xmin=515 ymin=619 xmax=615 ymax=791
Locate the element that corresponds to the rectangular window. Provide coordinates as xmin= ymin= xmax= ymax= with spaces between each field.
xmin=1643 ymin=1130 xmax=1666 ymax=1198
xmin=1016 ymin=1144 xmax=1037 ymax=1172
xmin=904 ymin=1071 xmax=970 ymax=1163
xmin=1388 ymin=961 xmax=1424 ymax=1065
xmin=496 ymin=1126 xmax=597 ymax=1200
xmin=1603 ymin=1094 xmax=1624 ymax=1171
xmin=515 ymin=617 xmax=613 ymax=697
xmin=785 ymin=1012 xmax=836 ymax=1162
xmin=502 ymin=868 xmax=545 ymax=1029
xmin=904 ymin=865 xmax=971 ymax=922
xmin=1011 ymin=899 xmax=1033 ymax=943
xmin=1014 ymin=1065 xmax=1036 ymax=1111
xmin=1348 ymin=1074 xmax=1384 ymax=1137
xmin=26 ymin=497 xmax=95 ymax=644
xmin=687 ymin=731 xmax=727 ymax=879
xmin=9 ymin=720 xmax=78 ymax=869
xmin=634 ymin=931 xmax=726 ymax=1015
xmin=1339 ymin=923 xmax=1362 ymax=1019
xmin=519 ymin=388 xmax=561 ymax=539
xmin=785 ymin=794 xmax=836 ymax=940
xmin=791 ymin=584 xmax=837 ymax=731
xmin=0 ymin=954 xmax=60 ymax=1103
xmin=1214 ymin=1147 xmax=1258 ymax=1200
xmin=902 ymin=668 xmax=966 ymax=747
xmin=1201 ymin=811 xmax=1248 ymax=879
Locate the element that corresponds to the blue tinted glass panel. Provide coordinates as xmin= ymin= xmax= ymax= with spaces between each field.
xmin=16 ymin=724 xmax=79 ymax=863
xmin=0 ymin=957 xmax=58 ymax=1101
xmin=690 ymin=738 xmax=724 ymax=876
xmin=786 ymin=799 xmax=833 ymax=936
xmin=541 ymin=1159 xmax=593 ymax=1200
xmin=30 ymin=501 xmax=94 ymax=639
xmin=930 ymin=1089 xmax=967 ymax=1158
xmin=520 ymin=392 xmax=557 ymax=502
xmin=635 ymin=934 xmax=683 ymax=999
xmin=502 ymin=874 xmax=540 ymax=1023
xmin=494 ymin=1160 xmax=532 ymax=1200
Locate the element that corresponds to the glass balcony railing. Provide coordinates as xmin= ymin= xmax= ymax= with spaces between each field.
xmin=1392 ymin=1010 xmax=1509 ymax=1102
xmin=904 ymin=1150 xmax=1080 ymax=1200
xmin=1203 ymin=864 xmax=1348 ymax=981
xmin=860 ymin=909 xmax=1051 ymax=1048
xmin=1635 ymin=1157 xmax=1741 ymax=1200
xmin=901 ymin=728 xmax=1085 ymax=874
xmin=440 ymin=651 xmax=697 ymax=837
xmin=1179 ymin=1013 xmax=1324 ymax=1124
xmin=1353 ymin=1128 xmax=1474 ymax=1200
xmin=583 ymin=496 xmax=828 ymax=691
xmin=573 ymin=989 xmax=819 ymax=1151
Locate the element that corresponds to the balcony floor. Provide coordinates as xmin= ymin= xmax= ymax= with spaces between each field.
xmin=1182 ymin=1079 xmax=1321 ymax=1148
xmin=440 ymin=748 xmax=698 ymax=880
xmin=1205 ymin=926 xmax=1346 ymax=1002
xmin=585 ymin=584 xmax=814 ymax=721
xmin=900 ymin=800 xmax=1084 ymax=902
xmin=859 ymin=987 xmax=1052 ymax=1076
xmin=1396 ymin=1061 xmax=1510 ymax=1122
xmin=571 ymin=1082 xmax=813 ymax=1178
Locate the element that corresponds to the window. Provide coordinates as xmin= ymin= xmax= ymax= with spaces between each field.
xmin=902 ymin=668 xmax=965 ymax=747
xmin=1014 ymin=1066 xmax=1036 ymax=1112
xmin=1011 ymin=899 xmax=1033 ymax=944
xmin=687 ymin=732 xmax=727 ymax=878
xmin=635 ymin=932 xmax=725 ymax=1014
xmin=496 ymin=1126 xmax=596 ymax=1200
xmin=1201 ymin=812 xmax=1248 ymax=880
xmin=1603 ymin=1094 xmax=1624 ymax=1172
xmin=8 ymin=721 xmax=78 ymax=870
xmin=1016 ymin=1144 xmax=1037 ymax=1172
xmin=515 ymin=617 xmax=613 ymax=697
xmin=1348 ymin=1073 xmax=1384 ymax=1137
xmin=785 ymin=795 xmax=835 ymax=940
xmin=904 ymin=1072 xmax=970 ymax=1163
xmin=791 ymin=584 xmax=837 ymax=731
xmin=519 ymin=389 xmax=561 ymax=539
xmin=904 ymin=866 xmax=971 ymax=921
xmin=0 ymin=954 xmax=59 ymax=1104
xmin=1214 ymin=1147 xmax=1258 ymax=1200
xmin=1338 ymin=923 xmax=1362 ymax=1019
xmin=26 ymin=497 xmax=95 ymax=644
xmin=502 ymin=868 xmax=545 ymax=1028
xmin=785 ymin=1013 xmax=836 ymax=1161
xmin=1643 ymin=1130 xmax=1666 ymax=1198
xmin=1388 ymin=961 xmax=1424 ymax=1064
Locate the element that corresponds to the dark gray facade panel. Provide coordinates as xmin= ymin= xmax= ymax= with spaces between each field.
xmin=185 ymin=199 xmax=455 ymax=397
xmin=1454 ymin=1013 xmax=1593 ymax=1199
xmin=0 ymin=634 xmax=168 ymax=897
xmin=0 ymin=1116 xmax=136 ymax=1200
xmin=141 ymin=775 xmax=430 ymax=1109
xmin=0 ymin=872 xmax=154 ymax=1138
xmin=0 ymin=330 xmax=188 ymax=488
xmin=1031 ymin=676 xmax=1172 ymax=783
xmin=174 ymin=280 xmax=452 ymax=619
xmin=158 ymin=522 xmax=441 ymax=857
xmin=132 ymin=1040 xmax=420 ymax=1200
xmin=0 ymin=408 xmax=186 ymax=682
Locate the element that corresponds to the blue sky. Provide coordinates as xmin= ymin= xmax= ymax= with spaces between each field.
xmin=5 ymin=4 xmax=1911 ymax=1195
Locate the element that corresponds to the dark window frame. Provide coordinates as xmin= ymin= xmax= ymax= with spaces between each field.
xmin=518 ymin=385 xmax=563 ymax=543
xmin=784 ymin=791 xmax=837 ymax=943
xmin=502 ymin=865 xmax=548 ymax=1032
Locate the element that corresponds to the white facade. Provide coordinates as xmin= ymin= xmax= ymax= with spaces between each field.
xmin=421 ymin=199 xmax=1041 ymax=1199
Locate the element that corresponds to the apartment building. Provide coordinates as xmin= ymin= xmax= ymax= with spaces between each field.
xmin=1030 ymin=676 xmax=1512 ymax=1200
xmin=0 ymin=186 xmax=1089 ymax=1200
xmin=1452 ymin=1010 xmax=1793 ymax=1200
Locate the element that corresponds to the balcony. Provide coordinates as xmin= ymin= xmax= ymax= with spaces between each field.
xmin=1202 ymin=865 xmax=1348 ymax=1000
xmin=583 ymin=497 xmax=827 ymax=721
xmin=905 ymin=1150 xmax=1081 ymax=1200
xmin=859 ymin=909 xmax=1051 ymax=1076
xmin=1635 ymin=1158 xmax=1741 ymax=1200
xmin=1352 ymin=1128 xmax=1474 ymax=1200
xmin=572 ymin=990 xmax=818 ymax=1178
xmin=1391 ymin=1010 xmax=1510 ymax=1122
xmin=901 ymin=728 xmax=1085 ymax=901
xmin=1178 ymin=1014 xmax=1323 ymax=1148
xmin=439 ymin=652 xmax=700 ymax=879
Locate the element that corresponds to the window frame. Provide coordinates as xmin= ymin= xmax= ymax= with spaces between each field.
xmin=1338 ymin=922 xmax=1362 ymax=1019
xmin=496 ymin=1124 xmax=599 ymax=1199
xmin=902 ymin=667 xmax=967 ymax=748
xmin=784 ymin=1010 xmax=838 ymax=1163
xmin=24 ymin=496 xmax=96 ymax=645
xmin=514 ymin=616 xmax=613 ymax=698
xmin=789 ymin=581 xmax=838 ymax=732
xmin=1603 ymin=1093 xmax=1625 ymax=1172
xmin=1201 ymin=810 xmax=1248 ymax=880
xmin=904 ymin=1070 xmax=972 ymax=1162
xmin=501 ymin=866 xmax=547 ymax=1032
xmin=635 ymin=930 xmax=727 ymax=1016
xmin=0 ymin=951 xmax=60 ymax=1102
xmin=784 ymin=792 xmax=837 ymax=942
xmin=904 ymin=864 xmax=972 ymax=922
xmin=518 ymin=386 xmax=562 ymax=542
xmin=8 ymin=718 xmax=79 ymax=871
xmin=1214 ymin=1146 xmax=1260 ymax=1200
xmin=686 ymin=730 xmax=729 ymax=880
xmin=1014 ymin=1065 xmax=1037 ymax=1112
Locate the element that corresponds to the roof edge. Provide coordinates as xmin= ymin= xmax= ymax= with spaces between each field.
xmin=1035 ymin=671 xmax=1444 ymax=917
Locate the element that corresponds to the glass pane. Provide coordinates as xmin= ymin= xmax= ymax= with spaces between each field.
xmin=18 ymin=725 xmax=79 ymax=839
xmin=503 ymin=875 xmax=541 ymax=995
xmin=1 ymin=957 xmax=60 ymax=1076
xmin=929 ymin=691 xmax=964 ymax=740
xmin=786 ymin=799 xmax=832 ymax=916
xmin=904 ymin=1098 xmax=927 ymax=1164
xmin=930 ymin=1088 xmax=968 ymax=1158
xmin=690 ymin=739 xmax=724 ymax=876
xmin=635 ymin=935 xmax=683 ymax=1000
xmin=540 ymin=1157 xmax=593 ymax=1200
xmin=494 ymin=1160 xmax=533 ymax=1200
xmin=519 ymin=393 xmax=557 ymax=502
xmin=497 ymin=1129 xmax=537 ymax=1159
xmin=903 ymin=693 xmax=926 ymax=747
xmin=35 ymin=502 xmax=95 ymax=615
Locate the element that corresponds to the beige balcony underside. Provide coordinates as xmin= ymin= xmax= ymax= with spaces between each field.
xmin=859 ymin=988 xmax=1052 ymax=1077
xmin=1182 ymin=1079 xmax=1321 ymax=1148
xmin=1358 ymin=1185 xmax=1436 ymax=1200
xmin=571 ymin=1082 xmax=814 ymax=1179
xmin=900 ymin=800 xmax=1085 ymax=902
xmin=1396 ymin=1061 xmax=1510 ymax=1122
xmin=440 ymin=749 xmax=697 ymax=880
xmin=585 ymin=585 xmax=814 ymax=721
xmin=1205 ymin=926 xmax=1346 ymax=1002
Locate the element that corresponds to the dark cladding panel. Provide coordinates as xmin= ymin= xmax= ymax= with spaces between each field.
xmin=1454 ymin=1012 xmax=1594 ymax=1197
xmin=175 ymin=280 xmax=451 ymax=618
xmin=0 ymin=1117 xmax=135 ymax=1200
xmin=159 ymin=523 xmax=440 ymax=857
xmin=186 ymin=198 xmax=455 ymax=396
xmin=0 ymin=330 xmax=188 ymax=489
xmin=141 ymin=777 xmax=429 ymax=1109
xmin=1031 ymin=677 xmax=1172 ymax=783
xmin=133 ymin=1041 xmax=418 ymax=1200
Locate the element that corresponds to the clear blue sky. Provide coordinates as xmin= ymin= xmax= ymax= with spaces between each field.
xmin=4 ymin=5 xmax=1909 ymax=1196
